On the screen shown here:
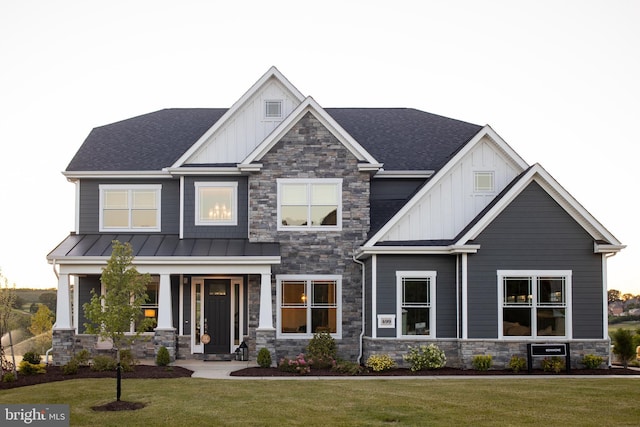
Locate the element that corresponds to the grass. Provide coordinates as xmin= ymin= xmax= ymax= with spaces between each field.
xmin=609 ymin=320 xmax=640 ymax=334
xmin=1 ymin=377 xmax=639 ymax=426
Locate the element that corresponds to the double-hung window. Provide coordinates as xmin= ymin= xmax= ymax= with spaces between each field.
xmin=277 ymin=275 xmax=341 ymax=338
xmin=499 ymin=270 xmax=571 ymax=338
xmin=99 ymin=185 xmax=161 ymax=232
xmin=396 ymin=271 xmax=436 ymax=337
xmin=195 ymin=182 xmax=238 ymax=226
xmin=277 ymin=178 xmax=342 ymax=230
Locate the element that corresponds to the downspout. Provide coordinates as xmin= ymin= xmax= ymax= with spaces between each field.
xmin=46 ymin=259 xmax=59 ymax=365
xmin=604 ymin=252 xmax=617 ymax=366
xmin=353 ymin=254 xmax=366 ymax=365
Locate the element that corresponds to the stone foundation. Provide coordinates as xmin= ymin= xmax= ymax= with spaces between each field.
xmin=255 ymin=329 xmax=276 ymax=366
xmin=153 ymin=329 xmax=177 ymax=362
xmin=362 ymin=338 xmax=612 ymax=369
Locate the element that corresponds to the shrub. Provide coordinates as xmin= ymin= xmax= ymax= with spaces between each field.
xmin=18 ymin=360 xmax=46 ymax=375
xmin=472 ymin=355 xmax=492 ymax=371
xmin=307 ymin=332 xmax=336 ymax=358
xmin=278 ymin=353 xmax=311 ymax=374
xmin=508 ymin=355 xmax=527 ymax=373
xmin=612 ymin=328 xmax=636 ymax=368
xmin=541 ymin=357 xmax=565 ymax=373
xmin=156 ymin=346 xmax=171 ymax=367
xmin=22 ymin=351 xmax=41 ymax=365
xmin=581 ymin=354 xmax=604 ymax=369
xmin=73 ymin=349 xmax=91 ymax=366
xmin=119 ymin=349 xmax=137 ymax=372
xmin=91 ymin=355 xmax=117 ymax=372
xmin=62 ymin=359 xmax=79 ymax=375
xmin=332 ymin=360 xmax=366 ymax=375
xmin=257 ymin=348 xmax=272 ymax=368
xmin=366 ymin=354 xmax=397 ymax=372
xmin=2 ymin=372 xmax=16 ymax=383
xmin=403 ymin=344 xmax=446 ymax=371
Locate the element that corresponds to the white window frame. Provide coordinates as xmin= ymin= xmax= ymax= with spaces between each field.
xmin=497 ymin=270 xmax=572 ymax=340
xmin=277 ymin=178 xmax=342 ymax=231
xmin=264 ymin=99 xmax=283 ymax=119
xmin=276 ymin=274 xmax=342 ymax=339
xmin=194 ymin=182 xmax=238 ymax=226
xmin=474 ymin=171 xmax=495 ymax=192
xmin=99 ymin=184 xmax=161 ymax=232
xmin=396 ymin=271 xmax=437 ymax=339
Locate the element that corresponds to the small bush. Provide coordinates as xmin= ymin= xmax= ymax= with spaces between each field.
xmin=612 ymin=328 xmax=636 ymax=368
xmin=91 ymin=355 xmax=117 ymax=372
xmin=18 ymin=360 xmax=46 ymax=375
xmin=278 ymin=354 xmax=311 ymax=374
xmin=73 ymin=349 xmax=91 ymax=366
xmin=366 ymin=354 xmax=397 ymax=372
xmin=257 ymin=348 xmax=272 ymax=368
xmin=332 ymin=360 xmax=366 ymax=375
xmin=62 ymin=359 xmax=79 ymax=375
xmin=581 ymin=354 xmax=604 ymax=369
xmin=541 ymin=357 xmax=565 ymax=373
xmin=508 ymin=355 xmax=527 ymax=373
xmin=156 ymin=346 xmax=171 ymax=367
xmin=119 ymin=349 xmax=137 ymax=372
xmin=306 ymin=332 xmax=337 ymax=360
xmin=2 ymin=372 xmax=16 ymax=383
xmin=472 ymin=355 xmax=493 ymax=371
xmin=403 ymin=344 xmax=447 ymax=371
xmin=22 ymin=351 xmax=41 ymax=365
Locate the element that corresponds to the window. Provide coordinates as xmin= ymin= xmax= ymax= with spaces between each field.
xmin=474 ymin=171 xmax=494 ymax=192
xmin=277 ymin=179 xmax=342 ymax=230
xmin=195 ymin=182 xmax=238 ymax=226
xmin=99 ymin=185 xmax=161 ymax=231
xmin=277 ymin=275 xmax=341 ymax=338
xmin=138 ymin=280 xmax=159 ymax=333
xmin=264 ymin=100 xmax=282 ymax=119
xmin=396 ymin=271 xmax=436 ymax=337
xmin=499 ymin=270 xmax=571 ymax=338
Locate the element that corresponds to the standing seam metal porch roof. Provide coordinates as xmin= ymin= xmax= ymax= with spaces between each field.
xmin=47 ymin=234 xmax=280 ymax=259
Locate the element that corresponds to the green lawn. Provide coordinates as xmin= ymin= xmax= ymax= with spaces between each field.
xmin=1 ymin=377 xmax=639 ymax=426
xmin=609 ymin=320 xmax=640 ymax=334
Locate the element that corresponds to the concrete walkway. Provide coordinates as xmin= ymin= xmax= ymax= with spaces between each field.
xmin=172 ymin=359 xmax=640 ymax=380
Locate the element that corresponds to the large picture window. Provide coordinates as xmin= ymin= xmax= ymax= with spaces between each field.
xmin=499 ymin=270 xmax=571 ymax=338
xmin=195 ymin=182 xmax=238 ymax=226
xmin=277 ymin=179 xmax=342 ymax=230
xmin=396 ymin=271 xmax=436 ymax=338
xmin=100 ymin=185 xmax=161 ymax=231
xmin=277 ymin=275 xmax=341 ymax=338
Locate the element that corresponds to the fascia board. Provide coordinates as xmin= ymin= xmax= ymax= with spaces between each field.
xmin=48 ymin=255 xmax=281 ymax=265
xmin=355 ymin=244 xmax=480 ymax=258
xmin=363 ymin=125 xmax=528 ymax=247
xmin=63 ymin=171 xmax=173 ymax=180
xmin=241 ymin=96 xmax=380 ymax=166
xmin=170 ymin=66 xmax=306 ymax=168
xmin=455 ymin=163 xmax=623 ymax=246
xmin=164 ymin=167 xmax=243 ymax=176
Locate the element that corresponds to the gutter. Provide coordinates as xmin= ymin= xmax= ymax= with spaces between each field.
xmin=353 ymin=254 xmax=366 ymax=365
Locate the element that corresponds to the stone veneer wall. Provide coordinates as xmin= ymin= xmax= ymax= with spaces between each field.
xmin=248 ymin=112 xmax=370 ymax=362
xmin=363 ymin=338 xmax=612 ymax=369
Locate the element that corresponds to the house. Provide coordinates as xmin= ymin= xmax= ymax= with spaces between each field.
xmin=47 ymin=67 xmax=624 ymax=368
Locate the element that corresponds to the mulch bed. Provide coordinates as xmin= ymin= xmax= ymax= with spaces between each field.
xmin=0 ymin=365 xmax=194 ymax=390
xmin=231 ymin=366 xmax=640 ymax=377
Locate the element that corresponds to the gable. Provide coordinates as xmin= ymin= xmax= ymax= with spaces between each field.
xmin=184 ymin=77 xmax=304 ymax=165
xmin=372 ymin=132 xmax=525 ymax=242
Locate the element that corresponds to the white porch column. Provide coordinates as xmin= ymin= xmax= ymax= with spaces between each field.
xmin=54 ymin=273 xmax=72 ymax=330
xmin=461 ymin=253 xmax=468 ymax=339
xmin=258 ymin=273 xmax=274 ymax=330
xmin=156 ymin=274 xmax=174 ymax=330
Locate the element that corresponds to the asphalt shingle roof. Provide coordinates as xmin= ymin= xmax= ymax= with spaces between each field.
xmin=65 ymin=107 xmax=481 ymax=172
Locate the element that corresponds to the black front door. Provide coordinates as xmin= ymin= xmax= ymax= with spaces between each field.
xmin=204 ymin=279 xmax=231 ymax=354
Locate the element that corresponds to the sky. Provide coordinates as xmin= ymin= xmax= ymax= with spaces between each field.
xmin=0 ymin=0 xmax=638 ymax=294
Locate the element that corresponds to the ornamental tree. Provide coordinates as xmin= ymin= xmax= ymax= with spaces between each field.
xmin=83 ymin=240 xmax=154 ymax=400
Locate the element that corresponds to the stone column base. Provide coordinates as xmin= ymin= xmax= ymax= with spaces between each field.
xmin=52 ymin=329 xmax=76 ymax=366
xmin=255 ymin=328 xmax=276 ymax=366
xmin=153 ymin=329 xmax=177 ymax=362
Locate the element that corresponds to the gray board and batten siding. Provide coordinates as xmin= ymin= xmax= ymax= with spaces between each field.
xmin=466 ymin=181 xmax=604 ymax=339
